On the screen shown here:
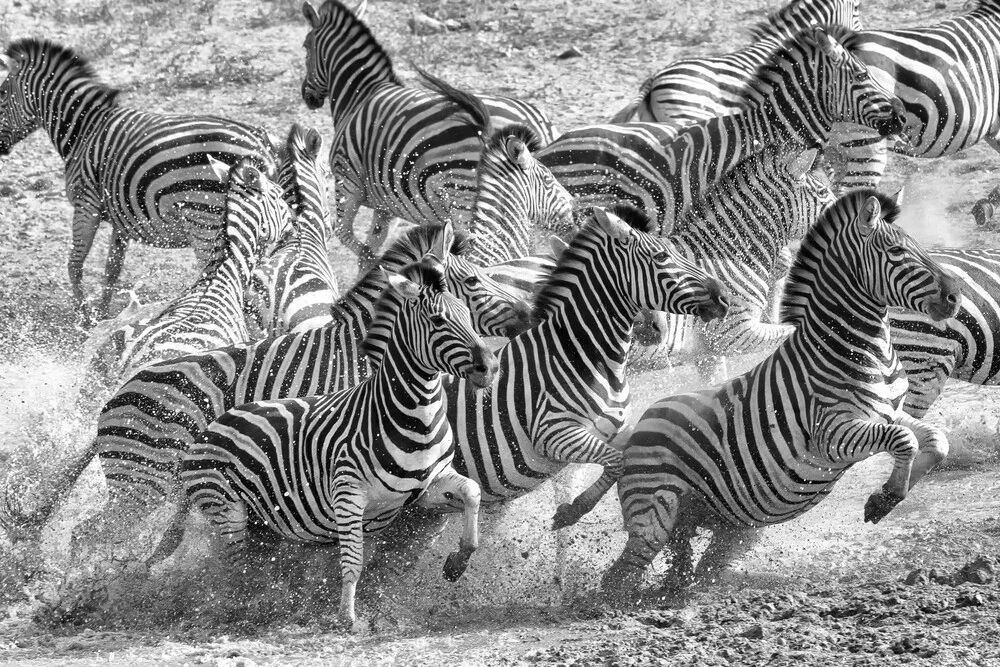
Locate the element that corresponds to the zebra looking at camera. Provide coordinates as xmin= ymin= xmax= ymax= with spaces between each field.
xmin=603 ymin=190 xmax=963 ymax=597
xmin=536 ymin=26 xmax=906 ymax=233
xmin=150 ymin=258 xmax=497 ymax=630
xmin=611 ymin=0 xmax=862 ymax=124
xmin=0 ymin=223 xmax=532 ymax=568
xmin=0 ymin=38 xmax=278 ymax=321
xmin=300 ymin=0 xmax=556 ymax=269
xmin=246 ymin=123 xmax=340 ymax=337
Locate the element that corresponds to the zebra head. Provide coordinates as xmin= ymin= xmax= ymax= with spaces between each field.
xmin=363 ymin=258 xmax=499 ymax=389
xmin=578 ymin=205 xmax=730 ymax=323
xmin=300 ymin=0 xmax=396 ymax=114
xmin=208 ymin=155 xmax=295 ymax=259
xmin=276 ymin=123 xmax=329 ymax=219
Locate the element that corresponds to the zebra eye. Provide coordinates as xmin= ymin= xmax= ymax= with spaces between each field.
xmin=653 ymin=251 xmax=670 ymax=263
xmin=430 ymin=313 xmax=447 ymax=325
xmin=463 ymin=276 xmax=481 ymax=287
xmin=887 ymin=245 xmax=907 ymax=255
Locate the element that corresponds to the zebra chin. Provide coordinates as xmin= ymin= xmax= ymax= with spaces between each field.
xmin=694 ymin=279 xmax=730 ymax=323
xmin=868 ymin=98 xmax=909 ymax=139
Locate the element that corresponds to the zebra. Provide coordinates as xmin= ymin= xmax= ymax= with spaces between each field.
xmin=535 ymin=26 xmax=907 ymax=233
xmin=246 ymin=123 xmax=340 ymax=337
xmin=602 ymin=189 xmax=963 ymax=597
xmin=0 ymin=222 xmax=532 ymax=561
xmin=889 ymin=248 xmax=1000 ymax=418
xmin=0 ymin=38 xmax=278 ymax=321
xmin=97 ymin=156 xmax=293 ymax=380
xmin=149 ymin=258 xmax=497 ymax=629
xmin=412 ymin=69 xmax=574 ymax=267
xmin=610 ymin=0 xmax=862 ymax=124
xmin=629 ymin=143 xmax=836 ymax=380
xmin=822 ymin=1 xmax=1000 ymax=198
xmin=300 ymin=0 xmax=556 ymax=269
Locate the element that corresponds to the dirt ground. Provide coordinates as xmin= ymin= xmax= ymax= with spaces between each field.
xmin=1 ymin=0 xmax=1000 ymax=664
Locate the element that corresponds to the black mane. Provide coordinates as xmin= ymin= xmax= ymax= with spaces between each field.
xmin=6 ymin=38 xmax=119 ymax=105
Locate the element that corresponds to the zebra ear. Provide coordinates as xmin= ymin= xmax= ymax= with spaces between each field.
xmin=386 ymin=272 xmax=422 ymax=301
xmin=505 ymin=137 xmax=532 ymax=172
xmin=592 ymin=207 xmax=630 ymax=240
xmin=302 ymin=1 xmax=320 ymax=27
xmin=354 ymin=0 xmax=369 ymax=20
xmin=230 ymin=160 xmax=264 ymax=191
xmin=548 ymin=234 xmax=569 ymax=256
xmin=433 ymin=220 xmax=455 ymax=259
xmin=305 ymin=127 xmax=324 ymax=159
xmin=0 ymin=54 xmax=15 ymax=73
xmin=856 ymin=196 xmax=882 ymax=236
xmin=206 ymin=155 xmax=232 ymax=183
xmin=813 ymin=27 xmax=847 ymax=63
xmin=784 ymin=148 xmax=819 ymax=180
xmin=887 ymin=187 xmax=905 ymax=209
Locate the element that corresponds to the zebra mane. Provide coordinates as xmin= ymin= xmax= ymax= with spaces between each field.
xmin=532 ymin=205 xmax=653 ymax=319
xmin=414 ymin=66 xmax=494 ymax=137
xmin=360 ymin=258 xmax=447 ymax=361
xmin=972 ymin=0 xmax=1000 ymax=12
xmin=320 ymin=0 xmax=402 ymax=86
xmin=5 ymin=38 xmax=119 ymax=105
xmin=485 ymin=123 xmax=543 ymax=154
xmin=779 ymin=188 xmax=902 ymax=326
xmin=749 ymin=26 xmax=859 ymax=92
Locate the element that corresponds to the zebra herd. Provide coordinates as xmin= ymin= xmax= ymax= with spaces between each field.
xmin=0 ymin=0 xmax=999 ymax=630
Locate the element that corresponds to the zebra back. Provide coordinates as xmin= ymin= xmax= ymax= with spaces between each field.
xmin=248 ymin=123 xmax=339 ymax=336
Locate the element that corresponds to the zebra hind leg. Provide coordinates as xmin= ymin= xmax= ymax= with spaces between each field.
xmin=94 ymin=226 xmax=129 ymax=321
xmin=693 ymin=525 xmax=762 ymax=584
xmin=543 ymin=424 xmax=625 ymax=530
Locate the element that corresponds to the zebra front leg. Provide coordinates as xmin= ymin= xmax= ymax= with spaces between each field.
xmin=95 ymin=225 xmax=129 ymax=320
xmin=333 ymin=192 xmax=368 ymax=265
xmin=536 ymin=421 xmax=625 ymax=530
xmin=333 ymin=482 xmax=368 ymax=631
xmin=896 ymin=413 xmax=949 ymax=491
xmin=694 ymin=525 xmax=762 ymax=583
xmin=419 ymin=467 xmax=482 ymax=582
xmin=145 ymin=496 xmax=191 ymax=571
xmin=68 ymin=204 xmax=102 ymax=325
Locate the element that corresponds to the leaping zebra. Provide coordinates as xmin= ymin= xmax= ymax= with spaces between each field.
xmin=247 ymin=123 xmax=340 ymax=337
xmin=149 ymin=258 xmax=497 ymax=629
xmin=536 ymin=27 xmax=906 ymax=232
xmin=300 ymin=0 xmax=556 ymax=268
xmin=610 ymin=0 xmax=862 ymax=124
xmin=0 ymin=38 xmax=278 ymax=321
xmin=603 ymin=189 xmax=963 ymax=597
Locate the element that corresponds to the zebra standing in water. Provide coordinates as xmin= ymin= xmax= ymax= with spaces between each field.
xmin=822 ymin=1 xmax=1000 ymax=198
xmin=0 ymin=38 xmax=277 ymax=320
xmin=890 ymin=248 xmax=1000 ymax=418
xmin=300 ymin=0 xmax=555 ymax=268
xmin=98 ymin=157 xmax=293 ymax=380
xmin=603 ymin=190 xmax=963 ymax=596
xmin=536 ymin=27 xmax=906 ymax=232
xmin=246 ymin=124 xmax=340 ymax=336
xmin=628 ymin=143 xmax=835 ymax=380
xmin=152 ymin=259 xmax=497 ymax=629
xmin=0 ymin=223 xmax=531 ymax=570
xmin=611 ymin=0 xmax=862 ymax=124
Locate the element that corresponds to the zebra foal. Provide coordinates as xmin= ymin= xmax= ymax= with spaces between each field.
xmin=0 ymin=39 xmax=277 ymax=320
xmin=148 ymin=259 xmax=496 ymax=629
xmin=603 ymin=190 xmax=963 ymax=597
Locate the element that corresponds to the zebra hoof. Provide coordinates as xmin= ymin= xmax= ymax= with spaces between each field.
xmin=443 ymin=550 xmax=471 ymax=582
xmin=972 ymin=199 xmax=995 ymax=228
xmin=551 ymin=503 xmax=583 ymax=530
xmin=600 ymin=562 xmax=644 ymax=605
xmin=864 ymin=489 xmax=903 ymax=524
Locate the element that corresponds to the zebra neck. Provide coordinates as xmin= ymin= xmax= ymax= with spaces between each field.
xmin=468 ymin=196 xmax=531 ymax=266
xmin=197 ymin=209 xmax=264 ymax=298
xmin=42 ymin=80 xmax=115 ymax=160
xmin=671 ymin=229 xmax=775 ymax=279
xmin=371 ymin=346 xmax=446 ymax=432
xmin=795 ymin=286 xmax=894 ymax=361
xmin=739 ymin=70 xmax=831 ymax=148
xmin=332 ymin=276 xmax=384 ymax=337
xmin=326 ymin=54 xmax=397 ymax=126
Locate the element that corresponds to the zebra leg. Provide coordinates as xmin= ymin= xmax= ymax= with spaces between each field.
xmin=901 ymin=352 xmax=956 ymax=419
xmin=537 ymin=422 xmax=625 ymax=530
xmin=333 ymin=482 xmax=368 ymax=631
xmin=419 ymin=467 xmax=482 ymax=582
xmin=896 ymin=413 xmax=949 ymax=491
xmin=333 ymin=192 xmax=368 ymax=262
xmin=95 ymin=225 xmax=129 ymax=321
xmin=68 ymin=205 xmax=102 ymax=323
xmin=145 ymin=496 xmax=191 ymax=570
xmin=358 ymin=209 xmax=394 ymax=273
xmin=694 ymin=525 xmax=762 ymax=583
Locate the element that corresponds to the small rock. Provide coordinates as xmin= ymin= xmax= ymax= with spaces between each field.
xmin=28 ymin=177 xmax=52 ymax=191
xmin=739 ymin=624 xmax=765 ymax=639
xmin=556 ymin=46 xmax=585 ymax=60
xmin=956 ymin=591 xmax=987 ymax=608
xmin=957 ymin=556 xmax=996 ymax=585
xmin=0 ymin=183 xmax=17 ymax=197
xmin=408 ymin=13 xmax=447 ymax=35
xmin=442 ymin=18 xmax=462 ymax=30
xmin=934 ymin=1 xmax=947 ymax=7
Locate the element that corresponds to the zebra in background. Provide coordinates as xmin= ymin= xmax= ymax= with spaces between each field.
xmin=300 ymin=0 xmax=555 ymax=268
xmin=536 ymin=27 xmax=906 ymax=232
xmin=246 ymin=123 xmax=340 ymax=337
xmin=149 ymin=259 xmax=498 ymax=629
xmin=99 ymin=156 xmax=293 ymax=380
xmin=627 ymin=143 xmax=835 ymax=380
xmin=890 ymin=248 xmax=1000 ymax=418
xmin=823 ymin=1 xmax=1000 ymax=200
xmin=611 ymin=0 xmax=862 ymax=124
xmin=603 ymin=190 xmax=963 ymax=596
xmin=0 ymin=222 xmax=531 ymax=568
xmin=0 ymin=38 xmax=278 ymax=321
xmin=414 ymin=69 xmax=574 ymax=267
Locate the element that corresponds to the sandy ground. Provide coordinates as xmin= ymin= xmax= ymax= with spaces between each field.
xmin=1 ymin=0 xmax=999 ymax=664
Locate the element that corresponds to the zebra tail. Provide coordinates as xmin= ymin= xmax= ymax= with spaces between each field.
xmin=609 ymin=74 xmax=655 ymax=123
xmin=0 ymin=438 xmax=101 ymax=540
xmin=412 ymin=64 xmax=493 ymax=137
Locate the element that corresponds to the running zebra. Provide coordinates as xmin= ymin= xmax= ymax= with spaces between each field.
xmin=536 ymin=27 xmax=906 ymax=232
xmin=151 ymin=259 xmax=497 ymax=628
xmin=0 ymin=38 xmax=277 ymax=320
xmin=107 ymin=156 xmax=293 ymax=379
xmin=628 ymin=143 xmax=835 ymax=380
xmin=414 ymin=69 xmax=574 ymax=267
xmin=824 ymin=1 xmax=1000 ymax=195
xmin=0 ymin=223 xmax=531 ymax=561
xmin=603 ymin=190 xmax=963 ymax=596
xmin=611 ymin=0 xmax=862 ymax=124
xmin=300 ymin=0 xmax=555 ymax=268
xmin=890 ymin=248 xmax=1000 ymax=418
xmin=246 ymin=123 xmax=340 ymax=337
